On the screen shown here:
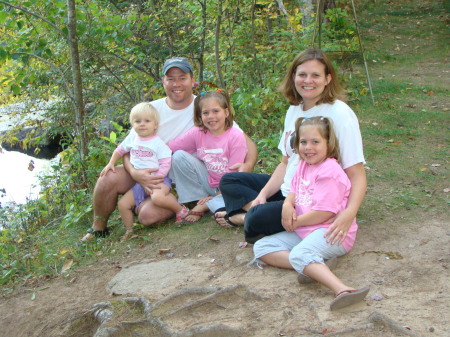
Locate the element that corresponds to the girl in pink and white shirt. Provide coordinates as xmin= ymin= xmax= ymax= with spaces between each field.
xmin=253 ymin=117 xmax=369 ymax=311
xmin=101 ymin=103 xmax=188 ymax=240
xmin=169 ymin=89 xmax=247 ymax=222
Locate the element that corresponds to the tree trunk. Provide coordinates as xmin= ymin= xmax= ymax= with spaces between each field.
xmin=198 ymin=0 xmax=207 ymax=85
xmin=215 ymin=5 xmax=225 ymax=89
xmin=67 ymin=0 xmax=88 ymax=161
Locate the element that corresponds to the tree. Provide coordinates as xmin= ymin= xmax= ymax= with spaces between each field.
xmin=0 ymin=0 xmax=88 ymax=160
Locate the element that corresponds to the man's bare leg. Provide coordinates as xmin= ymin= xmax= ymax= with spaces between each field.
xmin=81 ymin=166 xmax=135 ymax=241
xmin=137 ymin=197 xmax=174 ymax=225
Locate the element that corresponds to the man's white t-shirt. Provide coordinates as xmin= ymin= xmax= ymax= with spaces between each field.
xmin=127 ymin=96 xmax=241 ymax=143
xmin=278 ymin=100 xmax=365 ymax=196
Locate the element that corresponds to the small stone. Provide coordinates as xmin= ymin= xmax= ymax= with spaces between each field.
xmin=429 ymin=327 xmax=435 ymax=332
xmin=371 ymin=293 xmax=384 ymax=301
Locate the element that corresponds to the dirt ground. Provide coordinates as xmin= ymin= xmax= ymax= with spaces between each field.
xmin=0 ymin=215 xmax=448 ymax=336
xmin=1 ymin=1 xmax=448 ymax=336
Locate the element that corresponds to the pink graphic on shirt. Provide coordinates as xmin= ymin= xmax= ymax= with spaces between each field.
xmin=131 ymin=146 xmax=155 ymax=159
xmin=294 ymin=178 xmax=312 ymax=207
xmin=198 ymin=148 xmax=229 ymax=174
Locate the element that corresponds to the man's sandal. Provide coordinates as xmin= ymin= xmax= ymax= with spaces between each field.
xmin=330 ymin=286 xmax=370 ymax=311
xmin=80 ymin=227 xmax=109 ymax=242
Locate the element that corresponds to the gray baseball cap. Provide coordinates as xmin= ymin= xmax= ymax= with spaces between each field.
xmin=162 ymin=57 xmax=193 ymax=75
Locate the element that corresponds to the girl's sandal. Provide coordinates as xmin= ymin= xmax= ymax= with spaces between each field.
xmin=183 ymin=211 xmax=205 ymax=223
xmin=175 ymin=205 xmax=189 ymax=223
xmin=329 ymin=286 xmax=370 ymax=311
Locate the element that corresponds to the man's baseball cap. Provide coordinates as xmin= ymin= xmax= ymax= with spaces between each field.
xmin=162 ymin=57 xmax=193 ymax=75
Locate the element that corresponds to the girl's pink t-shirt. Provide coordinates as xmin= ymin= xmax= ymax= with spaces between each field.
xmin=169 ymin=126 xmax=247 ymax=188
xmin=291 ymin=158 xmax=358 ymax=252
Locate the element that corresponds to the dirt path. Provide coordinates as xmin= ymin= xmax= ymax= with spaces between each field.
xmin=1 ymin=215 xmax=448 ymax=337
xmin=1 ymin=1 xmax=448 ymax=336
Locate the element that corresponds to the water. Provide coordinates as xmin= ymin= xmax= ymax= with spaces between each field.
xmin=0 ymin=149 xmax=51 ymax=205
xmin=0 ymin=100 xmax=56 ymax=206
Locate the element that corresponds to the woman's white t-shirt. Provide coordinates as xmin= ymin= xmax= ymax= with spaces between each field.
xmin=277 ymin=100 xmax=365 ymax=196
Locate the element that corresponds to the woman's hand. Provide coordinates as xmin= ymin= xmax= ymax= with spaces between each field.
xmin=250 ymin=194 xmax=267 ymax=208
xmin=282 ymin=202 xmax=296 ymax=232
xmin=324 ymin=209 xmax=354 ymax=245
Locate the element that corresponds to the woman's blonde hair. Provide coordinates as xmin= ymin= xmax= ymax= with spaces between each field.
xmin=129 ymin=102 xmax=160 ymax=129
xmin=279 ymin=48 xmax=347 ymax=106
xmin=294 ymin=116 xmax=341 ymax=163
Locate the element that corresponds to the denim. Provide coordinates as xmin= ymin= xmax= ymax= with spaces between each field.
xmin=219 ymin=172 xmax=285 ymax=240
xmin=253 ymin=228 xmax=347 ymax=274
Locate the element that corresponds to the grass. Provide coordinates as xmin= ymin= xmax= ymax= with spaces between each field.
xmin=1 ymin=0 xmax=449 ymax=292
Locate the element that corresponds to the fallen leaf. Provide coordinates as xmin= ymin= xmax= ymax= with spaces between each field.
xmin=159 ymin=249 xmax=171 ymax=254
xmin=208 ymin=236 xmax=220 ymax=243
xmin=420 ymin=168 xmax=427 ymax=172
xmin=372 ymin=122 xmax=379 ymax=126
xmin=61 ymin=259 xmax=73 ymax=273
xmin=443 ymin=188 xmax=450 ymax=193
xmin=238 ymin=241 xmax=248 ymax=248
xmin=387 ymin=139 xmax=394 ymax=143
xmin=60 ymin=250 xmax=68 ymax=255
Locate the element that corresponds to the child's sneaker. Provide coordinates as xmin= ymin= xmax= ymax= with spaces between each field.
xmin=175 ymin=205 xmax=189 ymax=223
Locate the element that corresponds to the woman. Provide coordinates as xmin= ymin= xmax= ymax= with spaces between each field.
xmin=216 ymin=48 xmax=366 ymax=245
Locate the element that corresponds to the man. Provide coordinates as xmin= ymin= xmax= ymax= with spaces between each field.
xmin=81 ymin=57 xmax=257 ymax=241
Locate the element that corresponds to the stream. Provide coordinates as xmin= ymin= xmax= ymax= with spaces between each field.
xmin=0 ymin=148 xmax=52 ymax=206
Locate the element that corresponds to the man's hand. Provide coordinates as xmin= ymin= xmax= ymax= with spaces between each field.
xmin=130 ymin=167 xmax=163 ymax=190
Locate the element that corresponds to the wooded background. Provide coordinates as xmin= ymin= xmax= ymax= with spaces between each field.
xmin=0 ymin=0 xmax=358 ymax=168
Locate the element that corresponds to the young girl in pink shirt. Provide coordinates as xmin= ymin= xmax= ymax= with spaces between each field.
xmin=253 ymin=116 xmax=369 ymax=310
xmin=169 ymin=89 xmax=247 ymax=222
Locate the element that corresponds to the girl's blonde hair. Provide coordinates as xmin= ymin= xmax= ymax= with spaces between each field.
xmin=294 ymin=116 xmax=341 ymax=163
xmin=129 ymin=102 xmax=160 ymax=129
xmin=193 ymin=89 xmax=234 ymax=133
xmin=279 ymin=48 xmax=347 ymax=106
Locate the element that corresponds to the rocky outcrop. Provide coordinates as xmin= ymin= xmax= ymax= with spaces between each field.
xmin=0 ymin=100 xmax=63 ymax=159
